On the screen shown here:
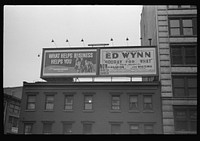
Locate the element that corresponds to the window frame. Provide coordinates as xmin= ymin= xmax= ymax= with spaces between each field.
xmin=26 ymin=95 xmax=36 ymax=111
xmin=170 ymin=44 xmax=197 ymax=66
xmin=129 ymin=95 xmax=139 ymax=111
xmin=167 ymin=5 xmax=197 ymax=9
xmin=42 ymin=121 xmax=54 ymax=134
xmin=173 ymin=106 xmax=197 ymax=133
xmin=62 ymin=121 xmax=74 ymax=134
xmin=172 ymin=75 xmax=197 ymax=97
xmin=144 ymin=124 xmax=154 ymax=134
xmin=84 ymin=95 xmax=93 ymax=110
xmin=129 ymin=124 xmax=140 ymax=134
xmin=64 ymin=95 xmax=74 ymax=110
xmin=111 ymin=123 xmax=121 ymax=134
xmin=81 ymin=121 xmax=94 ymax=134
xmin=44 ymin=95 xmax=55 ymax=111
xmin=168 ymin=17 xmax=197 ymax=37
xmin=143 ymin=95 xmax=153 ymax=111
xmin=111 ymin=95 xmax=121 ymax=111
xmin=24 ymin=123 xmax=34 ymax=134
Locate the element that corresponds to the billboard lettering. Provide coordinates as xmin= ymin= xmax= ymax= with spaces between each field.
xmin=100 ymin=48 xmax=157 ymax=76
xmin=42 ymin=49 xmax=97 ymax=77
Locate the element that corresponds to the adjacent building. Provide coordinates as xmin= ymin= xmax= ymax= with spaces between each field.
xmin=4 ymin=86 xmax=22 ymax=134
xmin=18 ymin=80 xmax=162 ymax=134
xmin=140 ymin=5 xmax=197 ymax=134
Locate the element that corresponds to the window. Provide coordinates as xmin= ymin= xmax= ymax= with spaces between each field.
xmin=63 ymin=123 xmax=72 ymax=134
xmin=144 ymin=124 xmax=154 ymax=134
xmin=8 ymin=116 xmax=18 ymax=128
xmin=9 ymin=103 xmax=20 ymax=114
xmin=43 ymin=122 xmax=53 ymax=134
xmin=171 ymin=45 xmax=197 ymax=65
xmin=174 ymin=106 xmax=197 ymax=132
xmin=129 ymin=124 xmax=139 ymax=134
xmin=83 ymin=123 xmax=92 ymax=134
xmin=172 ymin=76 xmax=197 ymax=97
xmin=143 ymin=95 xmax=153 ymax=111
xmin=129 ymin=95 xmax=138 ymax=110
xmin=111 ymin=124 xmax=121 ymax=134
xmin=168 ymin=5 xmax=197 ymax=9
xmin=45 ymin=95 xmax=54 ymax=110
xmin=169 ymin=17 xmax=197 ymax=36
xmin=64 ymin=95 xmax=73 ymax=110
xmin=84 ymin=95 xmax=93 ymax=110
xmin=111 ymin=95 xmax=120 ymax=110
xmin=26 ymin=95 xmax=36 ymax=110
xmin=24 ymin=123 xmax=33 ymax=134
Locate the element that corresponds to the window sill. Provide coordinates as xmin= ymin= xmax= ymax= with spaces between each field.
xmin=110 ymin=110 xmax=121 ymax=113
xmin=83 ymin=110 xmax=94 ymax=113
xmin=25 ymin=109 xmax=36 ymax=112
xmin=43 ymin=110 xmax=54 ymax=112
xmin=143 ymin=110 xmax=154 ymax=113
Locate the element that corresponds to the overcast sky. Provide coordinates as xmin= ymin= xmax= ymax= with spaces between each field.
xmin=3 ymin=5 xmax=143 ymax=87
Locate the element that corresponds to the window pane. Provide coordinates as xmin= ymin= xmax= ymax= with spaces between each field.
xmin=170 ymin=20 xmax=180 ymax=27
xmin=174 ymin=88 xmax=185 ymax=97
xmin=170 ymin=28 xmax=180 ymax=35
xmin=144 ymin=96 xmax=153 ymax=110
xmin=112 ymin=95 xmax=120 ymax=110
xmin=83 ymin=124 xmax=92 ymax=134
xmin=28 ymin=103 xmax=35 ymax=110
xmin=28 ymin=96 xmax=36 ymax=102
xmin=130 ymin=95 xmax=138 ymax=110
xmin=144 ymin=96 xmax=152 ymax=103
xmin=46 ymin=103 xmax=54 ymax=110
xmin=188 ymin=89 xmax=197 ymax=97
xmin=46 ymin=96 xmax=54 ymax=102
xmin=183 ymin=28 xmax=193 ymax=35
xmin=24 ymin=124 xmax=32 ymax=134
xmin=185 ymin=56 xmax=196 ymax=64
xmin=111 ymin=124 xmax=120 ymax=134
xmin=180 ymin=5 xmax=191 ymax=8
xmin=130 ymin=124 xmax=139 ymax=134
xmin=43 ymin=123 xmax=52 ymax=134
xmin=168 ymin=5 xmax=178 ymax=8
xmin=65 ymin=105 xmax=72 ymax=110
xmin=172 ymin=56 xmax=183 ymax=64
xmin=175 ymin=109 xmax=187 ymax=119
xmin=85 ymin=103 xmax=92 ymax=110
xmin=175 ymin=121 xmax=188 ymax=131
xmin=171 ymin=47 xmax=182 ymax=55
xmin=188 ymin=78 xmax=197 ymax=87
xmin=144 ymin=124 xmax=154 ymax=134
xmin=185 ymin=47 xmax=195 ymax=56
xmin=63 ymin=123 xmax=72 ymax=134
xmin=173 ymin=78 xmax=184 ymax=87
xmin=66 ymin=96 xmax=73 ymax=104
xmin=182 ymin=19 xmax=192 ymax=27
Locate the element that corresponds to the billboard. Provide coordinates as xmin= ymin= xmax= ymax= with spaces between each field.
xmin=99 ymin=47 xmax=157 ymax=76
xmin=41 ymin=48 xmax=97 ymax=77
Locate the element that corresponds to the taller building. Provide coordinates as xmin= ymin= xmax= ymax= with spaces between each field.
xmin=140 ymin=5 xmax=197 ymax=134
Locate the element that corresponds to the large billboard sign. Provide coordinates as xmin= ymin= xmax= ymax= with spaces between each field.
xmin=41 ymin=48 xmax=97 ymax=78
xmin=99 ymin=47 xmax=157 ymax=76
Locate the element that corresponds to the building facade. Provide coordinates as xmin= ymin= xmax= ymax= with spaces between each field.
xmin=4 ymin=87 xmax=22 ymax=134
xmin=18 ymin=81 xmax=163 ymax=134
xmin=140 ymin=5 xmax=197 ymax=134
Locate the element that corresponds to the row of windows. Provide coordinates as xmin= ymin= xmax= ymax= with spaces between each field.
xmin=167 ymin=5 xmax=197 ymax=9
xmin=23 ymin=122 xmax=155 ymax=134
xmin=170 ymin=45 xmax=197 ymax=65
xmin=26 ymin=94 xmax=154 ymax=112
xmin=172 ymin=76 xmax=197 ymax=97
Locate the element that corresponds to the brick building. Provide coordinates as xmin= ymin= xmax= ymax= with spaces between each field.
xmin=140 ymin=5 xmax=197 ymax=134
xmin=18 ymin=81 xmax=162 ymax=134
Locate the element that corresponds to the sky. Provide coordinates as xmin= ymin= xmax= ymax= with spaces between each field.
xmin=3 ymin=5 xmax=143 ymax=87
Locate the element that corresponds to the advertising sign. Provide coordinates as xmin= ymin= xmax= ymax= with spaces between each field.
xmin=99 ymin=47 xmax=157 ymax=76
xmin=41 ymin=49 xmax=97 ymax=77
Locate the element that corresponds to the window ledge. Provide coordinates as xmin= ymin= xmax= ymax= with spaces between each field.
xmin=110 ymin=110 xmax=121 ymax=113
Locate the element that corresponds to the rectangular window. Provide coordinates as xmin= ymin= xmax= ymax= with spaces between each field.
xmin=111 ymin=95 xmax=120 ymax=110
xmin=111 ymin=124 xmax=120 ymax=134
xmin=143 ymin=95 xmax=153 ymax=111
xmin=63 ymin=123 xmax=72 ymax=134
xmin=43 ymin=122 xmax=53 ymax=134
xmin=45 ymin=95 xmax=54 ymax=110
xmin=171 ymin=45 xmax=197 ymax=65
xmin=83 ymin=123 xmax=92 ymax=134
xmin=144 ymin=124 xmax=154 ymax=134
xmin=129 ymin=95 xmax=138 ymax=110
xmin=169 ymin=17 xmax=197 ymax=36
xmin=8 ymin=116 xmax=18 ymax=128
xmin=27 ymin=95 xmax=36 ymax=110
xmin=64 ymin=95 xmax=73 ymax=110
xmin=173 ymin=76 xmax=197 ymax=97
xmin=24 ymin=123 xmax=33 ymax=134
xmin=9 ymin=103 xmax=20 ymax=114
xmin=84 ymin=95 xmax=93 ymax=110
xmin=129 ymin=124 xmax=139 ymax=134
xmin=174 ymin=106 xmax=197 ymax=132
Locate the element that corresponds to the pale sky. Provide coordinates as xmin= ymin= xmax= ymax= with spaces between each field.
xmin=3 ymin=5 xmax=143 ymax=87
